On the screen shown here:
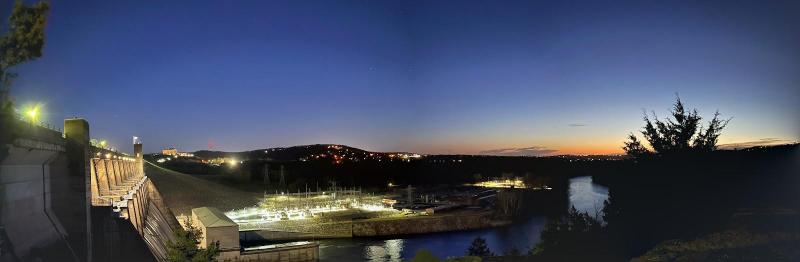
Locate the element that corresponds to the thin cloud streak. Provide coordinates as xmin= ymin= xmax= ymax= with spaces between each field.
xmin=478 ymin=146 xmax=558 ymax=157
xmin=718 ymin=138 xmax=795 ymax=150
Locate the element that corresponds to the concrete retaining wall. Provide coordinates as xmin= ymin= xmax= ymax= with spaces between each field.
xmin=353 ymin=212 xmax=494 ymax=237
xmin=243 ymin=211 xmax=495 ymax=242
xmin=237 ymin=242 xmax=319 ymax=262
xmin=0 ymin=144 xmax=84 ymax=261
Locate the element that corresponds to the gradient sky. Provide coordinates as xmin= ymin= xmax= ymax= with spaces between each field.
xmin=5 ymin=0 xmax=799 ymax=155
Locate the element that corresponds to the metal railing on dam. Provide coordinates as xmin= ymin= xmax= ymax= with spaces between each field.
xmin=0 ymin=118 xmax=179 ymax=262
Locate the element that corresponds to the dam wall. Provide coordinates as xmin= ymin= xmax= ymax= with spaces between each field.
xmin=0 ymin=120 xmax=91 ymax=261
xmin=0 ymin=118 xmax=178 ymax=261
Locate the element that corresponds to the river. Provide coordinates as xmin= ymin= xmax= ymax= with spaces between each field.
xmin=317 ymin=176 xmax=609 ymax=261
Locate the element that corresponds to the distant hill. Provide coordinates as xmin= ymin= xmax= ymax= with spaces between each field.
xmin=192 ymin=144 xmax=420 ymax=163
xmin=188 ymin=143 xmax=799 ymax=162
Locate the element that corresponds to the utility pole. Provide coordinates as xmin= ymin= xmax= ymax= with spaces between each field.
xmin=263 ymin=163 xmax=270 ymax=188
xmin=279 ymin=164 xmax=286 ymax=190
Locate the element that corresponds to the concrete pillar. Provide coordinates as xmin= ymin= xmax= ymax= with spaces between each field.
xmin=114 ymin=160 xmax=122 ymax=185
xmin=104 ymin=159 xmax=117 ymax=189
xmin=112 ymin=160 xmax=121 ymax=186
xmin=136 ymin=187 xmax=147 ymax=233
xmin=122 ymin=161 xmax=129 ymax=182
xmin=127 ymin=198 xmax=139 ymax=231
xmin=134 ymin=143 xmax=143 ymax=177
xmin=118 ymin=161 xmax=126 ymax=182
xmin=64 ymin=118 xmax=93 ymax=262
xmin=89 ymin=158 xmax=100 ymax=204
xmin=95 ymin=159 xmax=110 ymax=195
xmin=126 ymin=161 xmax=133 ymax=180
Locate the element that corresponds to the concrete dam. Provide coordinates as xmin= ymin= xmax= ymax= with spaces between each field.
xmin=1 ymin=118 xmax=179 ymax=261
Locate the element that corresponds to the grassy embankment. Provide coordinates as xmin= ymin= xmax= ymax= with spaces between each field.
xmin=145 ymin=161 xmax=261 ymax=216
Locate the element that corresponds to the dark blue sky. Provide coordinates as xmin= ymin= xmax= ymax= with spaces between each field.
xmin=5 ymin=0 xmax=799 ymax=154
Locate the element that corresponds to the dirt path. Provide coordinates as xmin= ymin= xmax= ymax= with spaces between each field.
xmin=145 ymin=161 xmax=261 ymax=216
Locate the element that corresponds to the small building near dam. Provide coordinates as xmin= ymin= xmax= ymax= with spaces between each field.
xmin=191 ymin=207 xmax=319 ymax=262
xmin=192 ymin=207 xmax=240 ymax=259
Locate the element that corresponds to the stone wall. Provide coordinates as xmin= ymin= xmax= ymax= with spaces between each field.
xmin=240 ymin=220 xmax=353 ymax=242
xmin=237 ymin=242 xmax=319 ymax=262
xmin=353 ymin=212 xmax=494 ymax=237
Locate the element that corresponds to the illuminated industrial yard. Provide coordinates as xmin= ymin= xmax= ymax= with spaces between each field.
xmin=473 ymin=178 xmax=528 ymax=189
xmin=226 ymin=189 xmax=401 ymax=229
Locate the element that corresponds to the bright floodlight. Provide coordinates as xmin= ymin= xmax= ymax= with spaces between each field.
xmin=24 ymin=104 xmax=40 ymax=122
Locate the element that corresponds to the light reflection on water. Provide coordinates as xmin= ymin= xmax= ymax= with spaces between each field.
xmin=363 ymin=239 xmax=403 ymax=261
xmin=318 ymin=176 xmax=608 ymax=261
xmin=568 ymin=176 xmax=610 ymax=216
xmin=318 ymin=216 xmax=546 ymax=261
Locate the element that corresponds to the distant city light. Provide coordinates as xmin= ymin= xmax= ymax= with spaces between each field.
xmin=474 ymin=178 xmax=527 ymax=189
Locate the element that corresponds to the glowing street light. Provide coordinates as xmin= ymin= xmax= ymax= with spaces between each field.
xmin=23 ymin=104 xmax=41 ymax=123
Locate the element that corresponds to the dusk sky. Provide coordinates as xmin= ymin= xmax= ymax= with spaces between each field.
xmin=5 ymin=0 xmax=799 ymax=155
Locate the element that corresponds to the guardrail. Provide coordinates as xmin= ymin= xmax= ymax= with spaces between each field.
xmin=13 ymin=112 xmax=63 ymax=134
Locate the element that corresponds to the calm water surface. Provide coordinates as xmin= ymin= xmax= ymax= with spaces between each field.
xmin=318 ymin=176 xmax=609 ymax=261
xmin=568 ymin=176 xmax=610 ymax=216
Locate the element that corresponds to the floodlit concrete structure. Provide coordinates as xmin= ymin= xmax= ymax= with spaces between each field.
xmin=1 ymin=117 xmax=179 ymax=261
xmin=192 ymin=207 xmax=240 ymax=260
xmin=192 ymin=207 xmax=320 ymax=262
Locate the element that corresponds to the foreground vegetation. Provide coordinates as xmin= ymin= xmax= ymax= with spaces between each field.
xmin=166 ymin=219 xmax=220 ymax=262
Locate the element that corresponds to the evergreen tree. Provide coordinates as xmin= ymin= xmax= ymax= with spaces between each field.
xmin=532 ymin=206 xmax=604 ymax=258
xmin=466 ymin=236 xmax=494 ymax=257
xmin=624 ymin=96 xmax=730 ymax=156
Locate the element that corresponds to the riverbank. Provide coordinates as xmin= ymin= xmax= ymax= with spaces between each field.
xmin=242 ymin=210 xmax=509 ymax=243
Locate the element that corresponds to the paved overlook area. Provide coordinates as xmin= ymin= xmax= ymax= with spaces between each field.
xmin=145 ymin=162 xmax=261 ymax=216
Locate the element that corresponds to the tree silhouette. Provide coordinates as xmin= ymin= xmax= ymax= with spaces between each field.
xmin=0 ymin=0 xmax=49 ymax=160
xmin=466 ymin=236 xmax=494 ymax=257
xmin=624 ymin=96 xmax=730 ymax=156
xmin=1 ymin=0 xmax=49 ymax=102
xmin=531 ymin=206 xmax=609 ymax=259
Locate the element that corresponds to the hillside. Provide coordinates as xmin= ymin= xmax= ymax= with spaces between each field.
xmin=193 ymin=144 xmax=419 ymax=163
